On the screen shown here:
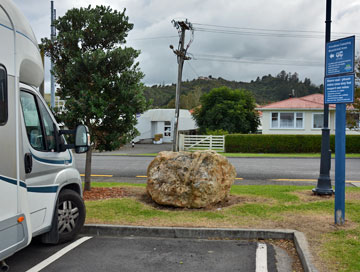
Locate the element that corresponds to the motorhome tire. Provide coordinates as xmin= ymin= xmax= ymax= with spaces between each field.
xmin=57 ymin=189 xmax=86 ymax=243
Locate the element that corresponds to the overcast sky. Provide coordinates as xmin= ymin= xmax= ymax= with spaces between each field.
xmin=13 ymin=0 xmax=360 ymax=92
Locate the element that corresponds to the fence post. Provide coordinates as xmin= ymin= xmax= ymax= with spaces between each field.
xmin=222 ymin=135 xmax=225 ymax=152
xmin=179 ymin=134 xmax=184 ymax=151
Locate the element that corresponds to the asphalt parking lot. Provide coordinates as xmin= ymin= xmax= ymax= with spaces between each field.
xmin=6 ymin=235 xmax=285 ymax=272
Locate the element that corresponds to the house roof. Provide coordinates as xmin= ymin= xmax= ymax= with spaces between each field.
xmin=257 ymin=94 xmax=336 ymax=110
xmin=139 ymin=109 xmax=193 ymax=121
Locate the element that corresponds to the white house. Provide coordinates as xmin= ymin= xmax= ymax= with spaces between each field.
xmin=134 ymin=109 xmax=198 ymax=143
xmin=257 ymin=93 xmax=359 ymax=135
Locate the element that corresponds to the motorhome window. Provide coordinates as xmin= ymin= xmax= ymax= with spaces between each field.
xmin=20 ymin=91 xmax=46 ymax=151
xmin=0 ymin=66 xmax=7 ymax=125
xmin=37 ymin=99 xmax=56 ymax=151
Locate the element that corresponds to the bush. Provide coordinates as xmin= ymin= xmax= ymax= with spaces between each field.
xmin=205 ymin=129 xmax=229 ymax=135
xmin=225 ymin=134 xmax=360 ymax=153
xmin=154 ymin=134 xmax=163 ymax=141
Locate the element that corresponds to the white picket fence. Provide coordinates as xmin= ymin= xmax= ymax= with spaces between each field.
xmin=179 ymin=134 xmax=225 ymax=152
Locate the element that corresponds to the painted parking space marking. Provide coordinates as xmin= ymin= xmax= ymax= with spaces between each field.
xmin=235 ymin=178 xmax=243 ymax=180
xmin=80 ymin=174 xmax=113 ymax=177
xmin=26 ymin=236 xmax=92 ymax=272
xmin=256 ymin=243 xmax=267 ymax=272
xmin=272 ymin=179 xmax=360 ymax=183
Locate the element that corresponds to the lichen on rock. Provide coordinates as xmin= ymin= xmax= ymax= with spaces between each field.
xmin=146 ymin=150 xmax=236 ymax=208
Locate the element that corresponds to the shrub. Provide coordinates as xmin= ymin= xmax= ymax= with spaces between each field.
xmin=225 ymin=134 xmax=360 ymax=153
xmin=205 ymin=129 xmax=229 ymax=135
xmin=154 ymin=134 xmax=163 ymax=141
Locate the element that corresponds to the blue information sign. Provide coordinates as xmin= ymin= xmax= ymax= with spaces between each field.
xmin=324 ymin=74 xmax=355 ymax=104
xmin=326 ymin=36 xmax=355 ymax=76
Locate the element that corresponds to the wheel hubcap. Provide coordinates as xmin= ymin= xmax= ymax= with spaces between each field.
xmin=58 ymin=200 xmax=79 ymax=234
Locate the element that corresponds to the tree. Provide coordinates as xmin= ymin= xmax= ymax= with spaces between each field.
xmin=41 ymin=6 xmax=147 ymax=191
xmin=193 ymin=86 xmax=260 ymax=134
xmin=166 ymin=87 xmax=202 ymax=109
xmin=348 ymin=57 xmax=360 ymax=129
xmin=277 ymin=70 xmax=287 ymax=80
xmin=303 ymin=77 xmax=311 ymax=86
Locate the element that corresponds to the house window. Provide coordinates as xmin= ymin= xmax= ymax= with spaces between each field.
xmin=313 ymin=113 xmax=323 ymax=129
xmin=164 ymin=121 xmax=171 ymax=137
xmin=271 ymin=113 xmax=278 ymax=128
xmin=0 ymin=66 xmax=7 ymax=126
xmin=280 ymin=113 xmax=294 ymax=128
xmin=271 ymin=112 xmax=303 ymax=129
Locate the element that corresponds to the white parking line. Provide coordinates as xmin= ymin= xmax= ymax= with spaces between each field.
xmin=26 ymin=236 xmax=92 ymax=272
xmin=256 ymin=243 xmax=268 ymax=272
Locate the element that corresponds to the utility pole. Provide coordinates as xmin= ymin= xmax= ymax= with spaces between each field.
xmin=50 ymin=1 xmax=56 ymax=108
xmin=313 ymin=0 xmax=334 ymax=195
xmin=170 ymin=19 xmax=193 ymax=152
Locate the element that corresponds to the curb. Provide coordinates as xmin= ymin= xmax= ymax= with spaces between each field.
xmin=91 ymin=153 xmax=360 ymax=159
xmin=82 ymin=224 xmax=317 ymax=272
xmin=92 ymin=153 xmax=156 ymax=157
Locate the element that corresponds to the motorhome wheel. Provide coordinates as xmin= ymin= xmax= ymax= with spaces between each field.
xmin=58 ymin=189 xmax=86 ymax=243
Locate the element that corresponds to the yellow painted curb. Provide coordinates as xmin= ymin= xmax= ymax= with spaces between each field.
xmin=80 ymin=174 xmax=113 ymax=177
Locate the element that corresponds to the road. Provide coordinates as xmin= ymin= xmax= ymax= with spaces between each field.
xmin=74 ymin=154 xmax=360 ymax=184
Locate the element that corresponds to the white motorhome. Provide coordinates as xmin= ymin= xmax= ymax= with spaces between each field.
xmin=0 ymin=0 xmax=89 ymax=269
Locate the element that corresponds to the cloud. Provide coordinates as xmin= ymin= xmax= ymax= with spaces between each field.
xmin=11 ymin=0 xmax=360 ymax=90
xmin=336 ymin=3 xmax=360 ymax=20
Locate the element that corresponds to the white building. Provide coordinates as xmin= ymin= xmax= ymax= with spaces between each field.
xmin=134 ymin=109 xmax=198 ymax=143
xmin=257 ymin=94 xmax=359 ymax=135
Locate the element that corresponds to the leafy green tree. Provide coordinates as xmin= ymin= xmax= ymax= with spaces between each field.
xmin=41 ymin=5 xmax=147 ymax=191
xmin=166 ymin=87 xmax=202 ymax=109
xmin=347 ymin=57 xmax=360 ymax=129
xmin=193 ymin=86 xmax=260 ymax=134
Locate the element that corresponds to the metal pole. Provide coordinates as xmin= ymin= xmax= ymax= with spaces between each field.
xmin=335 ymin=103 xmax=346 ymax=224
xmin=50 ymin=1 xmax=55 ymax=108
xmin=313 ymin=0 xmax=334 ymax=195
xmin=172 ymin=27 xmax=186 ymax=152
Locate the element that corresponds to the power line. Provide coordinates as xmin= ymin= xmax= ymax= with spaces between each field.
xmin=195 ymin=27 xmax=323 ymax=39
xmin=187 ymin=61 xmax=199 ymax=77
xmin=194 ymin=53 xmax=322 ymax=64
xmin=193 ymin=58 xmax=322 ymax=67
xmin=191 ymin=53 xmax=323 ymax=67
xmin=128 ymin=35 xmax=178 ymax=41
xmin=193 ymin=22 xmax=360 ymax=37
xmin=194 ymin=27 xmax=360 ymax=40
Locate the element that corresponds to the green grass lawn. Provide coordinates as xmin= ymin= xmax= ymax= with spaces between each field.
xmin=85 ymin=182 xmax=360 ymax=272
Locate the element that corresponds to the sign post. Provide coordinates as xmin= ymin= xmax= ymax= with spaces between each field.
xmin=324 ymin=35 xmax=355 ymax=225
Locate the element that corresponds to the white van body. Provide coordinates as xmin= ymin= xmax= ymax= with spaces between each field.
xmin=0 ymin=0 xmax=87 ymax=263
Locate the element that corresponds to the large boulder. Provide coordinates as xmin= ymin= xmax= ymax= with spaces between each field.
xmin=147 ymin=150 xmax=236 ymax=208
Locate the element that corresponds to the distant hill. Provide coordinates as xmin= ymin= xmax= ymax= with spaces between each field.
xmin=143 ymin=71 xmax=324 ymax=109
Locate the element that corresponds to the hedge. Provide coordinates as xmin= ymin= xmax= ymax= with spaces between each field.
xmin=225 ymin=134 xmax=360 ymax=153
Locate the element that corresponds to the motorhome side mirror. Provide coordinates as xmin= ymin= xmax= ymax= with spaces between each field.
xmin=74 ymin=125 xmax=90 ymax=154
